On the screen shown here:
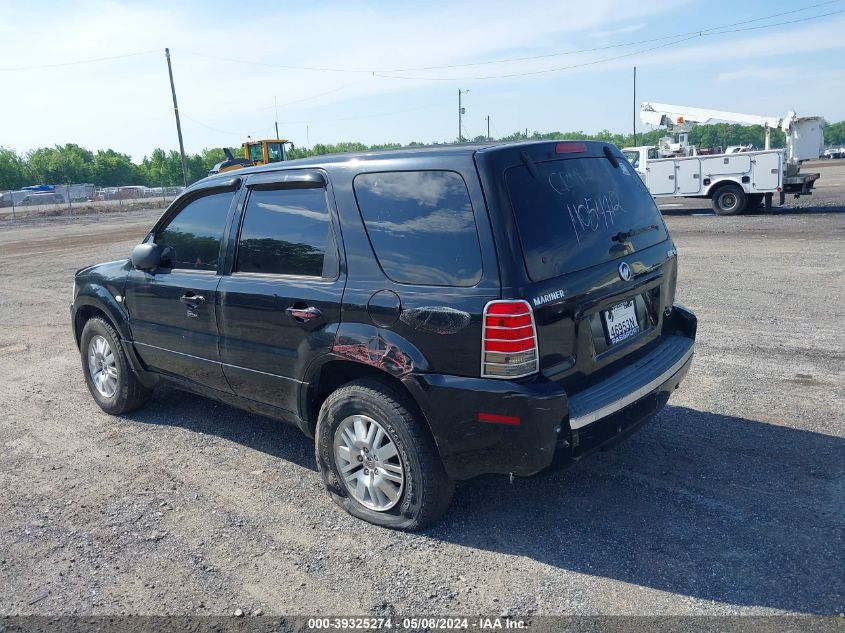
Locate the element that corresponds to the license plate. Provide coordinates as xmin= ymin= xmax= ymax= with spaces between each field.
xmin=603 ymin=300 xmax=640 ymax=345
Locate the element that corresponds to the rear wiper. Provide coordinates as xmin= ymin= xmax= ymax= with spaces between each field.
xmin=520 ymin=151 xmax=539 ymax=180
xmin=611 ymin=224 xmax=660 ymax=242
xmin=603 ymin=145 xmax=620 ymax=168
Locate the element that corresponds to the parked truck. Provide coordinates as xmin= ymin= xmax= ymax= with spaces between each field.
xmin=622 ymin=103 xmax=824 ymax=215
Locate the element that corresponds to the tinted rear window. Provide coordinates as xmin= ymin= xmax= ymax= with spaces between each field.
xmin=506 ymin=156 xmax=668 ymax=281
xmin=354 ymin=171 xmax=482 ymax=286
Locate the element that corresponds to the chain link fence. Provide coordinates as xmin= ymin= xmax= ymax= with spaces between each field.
xmin=0 ymin=184 xmax=185 ymax=222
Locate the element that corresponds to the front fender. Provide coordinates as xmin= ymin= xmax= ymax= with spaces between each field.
xmin=72 ymin=287 xmax=130 ymax=345
xmin=71 ymin=276 xmax=158 ymax=388
xmin=71 ymin=259 xmax=132 ymax=346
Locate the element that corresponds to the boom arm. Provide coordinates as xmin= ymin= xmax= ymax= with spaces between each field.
xmin=641 ymin=102 xmax=782 ymax=149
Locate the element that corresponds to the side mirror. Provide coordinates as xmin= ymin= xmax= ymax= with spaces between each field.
xmin=131 ymin=243 xmax=164 ymax=271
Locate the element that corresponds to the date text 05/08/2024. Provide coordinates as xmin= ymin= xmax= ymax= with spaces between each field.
xmin=306 ymin=617 xmax=528 ymax=630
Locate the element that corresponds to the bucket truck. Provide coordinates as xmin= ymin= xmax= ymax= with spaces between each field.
xmin=622 ymin=102 xmax=824 ymax=215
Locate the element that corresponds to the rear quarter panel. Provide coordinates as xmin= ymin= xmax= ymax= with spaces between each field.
xmin=326 ymin=154 xmax=501 ymax=379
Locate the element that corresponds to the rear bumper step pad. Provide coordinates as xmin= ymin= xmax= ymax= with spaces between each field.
xmin=568 ymin=335 xmax=694 ymax=430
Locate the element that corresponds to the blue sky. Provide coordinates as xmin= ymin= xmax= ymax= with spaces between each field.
xmin=1 ymin=0 xmax=843 ymax=160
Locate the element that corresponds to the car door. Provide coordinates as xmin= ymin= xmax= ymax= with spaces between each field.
xmin=123 ymin=180 xmax=241 ymax=393
xmin=217 ymin=170 xmax=345 ymax=413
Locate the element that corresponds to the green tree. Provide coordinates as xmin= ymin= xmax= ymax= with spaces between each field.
xmin=0 ymin=148 xmax=28 ymax=191
xmin=26 ymin=143 xmax=94 ymax=184
xmin=200 ymin=147 xmax=227 ymax=173
xmin=139 ymin=149 xmax=184 ymax=187
xmin=91 ymin=149 xmax=139 ymax=186
xmin=4 ymin=119 xmax=842 ymax=192
xmin=825 ymin=121 xmax=845 ymax=146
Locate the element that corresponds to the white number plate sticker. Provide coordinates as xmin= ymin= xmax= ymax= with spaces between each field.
xmin=603 ymin=300 xmax=640 ymax=345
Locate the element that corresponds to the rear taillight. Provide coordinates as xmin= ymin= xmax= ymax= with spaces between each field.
xmin=482 ymin=300 xmax=539 ymax=379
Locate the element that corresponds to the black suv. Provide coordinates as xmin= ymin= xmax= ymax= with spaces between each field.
xmin=72 ymin=141 xmax=696 ymax=529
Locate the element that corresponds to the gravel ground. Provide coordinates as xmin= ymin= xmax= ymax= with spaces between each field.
xmin=0 ymin=162 xmax=843 ymax=617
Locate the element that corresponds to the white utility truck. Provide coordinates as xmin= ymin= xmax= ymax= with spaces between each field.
xmin=622 ymin=103 xmax=824 ymax=215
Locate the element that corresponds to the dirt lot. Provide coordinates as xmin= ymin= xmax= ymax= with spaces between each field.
xmin=0 ymin=162 xmax=843 ymax=617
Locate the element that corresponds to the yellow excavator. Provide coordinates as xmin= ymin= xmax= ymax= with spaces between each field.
xmin=208 ymin=139 xmax=294 ymax=176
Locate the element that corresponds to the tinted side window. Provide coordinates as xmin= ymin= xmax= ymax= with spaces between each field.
xmin=353 ymin=171 xmax=482 ymax=286
xmin=156 ymin=191 xmax=234 ymax=271
xmin=236 ymin=187 xmax=334 ymax=277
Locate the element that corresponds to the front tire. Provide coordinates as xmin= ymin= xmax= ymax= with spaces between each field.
xmin=80 ymin=317 xmax=151 ymax=415
xmin=711 ymin=184 xmax=747 ymax=216
xmin=315 ymin=379 xmax=454 ymax=530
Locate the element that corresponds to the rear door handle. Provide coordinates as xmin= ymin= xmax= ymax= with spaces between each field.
xmin=286 ymin=306 xmax=322 ymax=322
xmin=179 ymin=293 xmax=206 ymax=306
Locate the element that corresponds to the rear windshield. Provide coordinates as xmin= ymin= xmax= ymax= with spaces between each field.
xmin=506 ymin=156 xmax=668 ymax=281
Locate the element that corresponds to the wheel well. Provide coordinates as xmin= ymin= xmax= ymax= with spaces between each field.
xmin=308 ymin=361 xmax=422 ymax=434
xmin=73 ymin=305 xmax=111 ymax=346
xmin=708 ymin=180 xmax=743 ymax=197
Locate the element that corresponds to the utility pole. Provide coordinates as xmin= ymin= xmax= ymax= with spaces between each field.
xmin=458 ymin=90 xmax=466 ymax=143
xmin=274 ymin=96 xmax=280 ymax=139
xmin=633 ymin=66 xmax=638 ymax=146
xmin=486 ymin=115 xmax=491 ymax=141
xmin=165 ymin=48 xmax=188 ymax=187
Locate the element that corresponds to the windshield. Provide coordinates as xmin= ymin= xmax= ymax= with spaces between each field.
xmin=506 ymin=156 xmax=668 ymax=281
xmin=622 ymin=150 xmax=640 ymax=168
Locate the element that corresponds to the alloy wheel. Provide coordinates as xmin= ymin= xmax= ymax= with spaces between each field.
xmin=333 ymin=414 xmax=405 ymax=511
xmin=87 ymin=335 xmax=118 ymax=398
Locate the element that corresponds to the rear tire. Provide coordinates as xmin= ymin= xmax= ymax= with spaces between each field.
xmin=315 ymin=379 xmax=454 ymax=530
xmin=80 ymin=317 xmax=151 ymax=415
xmin=711 ymin=184 xmax=747 ymax=216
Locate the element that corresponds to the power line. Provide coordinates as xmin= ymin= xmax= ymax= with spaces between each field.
xmin=278 ymin=103 xmax=437 ymax=125
xmin=1 ymin=1 xmax=839 ymax=77
xmin=376 ymin=33 xmax=701 ymax=81
xmin=178 ymin=51 xmax=372 ymax=75
xmin=182 ymin=102 xmax=436 ymax=137
xmin=698 ymin=7 xmax=844 ymax=35
xmin=180 ymin=113 xmax=246 ymax=136
xmin=0 ymin=49 xmax=160 ymax=72
xmin=373 ymin=9 xmax=845 ymax=81
xmin=376 ymin=0 xmax=843 ymax=72
xmin=178 ymin=1 xmax=842 ymax=76
xmin=248 ymin=81 xmax=362 ymax=112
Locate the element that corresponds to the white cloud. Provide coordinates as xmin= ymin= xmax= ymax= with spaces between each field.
xmin=717 ymin=65 xmax=845 ymax=83
xmin=590 ymin=23 xmax=647 ymax=39
xmin=0 ymin=0 xmax=842 ymax=160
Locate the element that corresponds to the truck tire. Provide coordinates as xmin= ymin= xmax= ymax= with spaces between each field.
xmin=711 ymin=184 xmax=747 ymax=216
xmin=80 ymin=316 xmax=152 ymax=415
xmin=315 ymin=378 xmax=454 ymax=530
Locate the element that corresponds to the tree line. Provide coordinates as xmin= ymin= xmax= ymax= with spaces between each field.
xmin=2 ymin=120 xmax=843 ymax=191
xmin=0 ymin=145 xmax=228 ymax=192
